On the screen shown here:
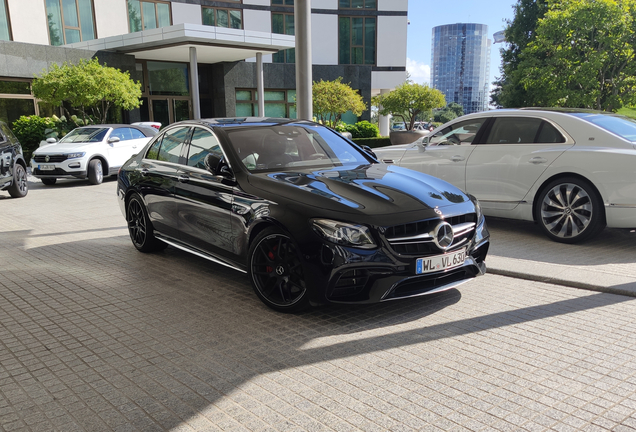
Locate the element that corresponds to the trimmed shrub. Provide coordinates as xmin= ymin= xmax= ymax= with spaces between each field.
xmin=11 ymin=115 xmax=56 ymax=162
xmin=352 ymin=121 xmax=380 ymax=138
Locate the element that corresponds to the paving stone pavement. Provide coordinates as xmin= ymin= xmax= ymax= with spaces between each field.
xmin=1 ymin=178 xmax=636 ymax=431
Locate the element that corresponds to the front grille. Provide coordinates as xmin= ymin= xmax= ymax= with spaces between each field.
xmin=33 ymin=154 xmax=68 ymax=163
xmin=329 ymin=269 xmax=370 ymax=300
xmin=384 ymin=214 xmax=477 ymax=256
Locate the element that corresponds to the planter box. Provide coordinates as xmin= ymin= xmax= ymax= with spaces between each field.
xmin=389 ymin=130 xmax=428 ymax=145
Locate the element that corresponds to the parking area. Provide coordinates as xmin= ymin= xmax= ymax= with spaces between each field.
xmin=1 ymin=178 xmax=636 ymax=431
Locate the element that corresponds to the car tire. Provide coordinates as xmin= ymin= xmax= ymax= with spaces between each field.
xmin=41 ymin=178 xmax=56 ymax=186
xmin=126 ymin=193 xmax=167 ymax=252
xmin=248 ymin=227 xmax=310 ymax=313
xmin=535 ymin=177 xmax=605 ymax=244
xmin=8 ymin=164 xmax=28 ymax=198
xmin=88 ymin=159 xmax=103 ymax=185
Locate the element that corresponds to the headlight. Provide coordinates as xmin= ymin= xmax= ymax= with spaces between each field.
xmin=312 ymin=219 xmax=376 ymax=249
xmin=66 ymin=152 xmax=86 ymax=159
xmin=467 ymin=194 xmax=483 ymax=221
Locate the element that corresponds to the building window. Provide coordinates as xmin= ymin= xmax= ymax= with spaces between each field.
xmin=339 ymin=16 xmax=375 ymax=65
xmin=272 ymin=13 xmax=294 ymax=63
xmin=46 ymin=0 xmax=96 ymax=46
xmin=127 ymin=0 xmax=171 ymax=32
xmin=0 ymin=80 xmax=45 ymax=125
xmin=0 ymin=0 xmax=11 ymax=41
xmin=202 ymin=7 xmax=242 ymax=29
xmin=339 ymin=0 xmax=376 ymax=9
xmin=235 ymin=89 xmax=296 ymax=118
xmin=271 ymin=0 xmax=294 ymax=6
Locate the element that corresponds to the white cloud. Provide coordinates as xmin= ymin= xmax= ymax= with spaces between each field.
xmin=406 ymin=58 xmax=431 ymax=86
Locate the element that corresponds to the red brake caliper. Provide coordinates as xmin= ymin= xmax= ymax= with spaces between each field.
xmin=266 ymin=246 xmax=277 ymax=273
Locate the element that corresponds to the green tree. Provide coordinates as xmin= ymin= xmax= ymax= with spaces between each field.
xmin=32 ymin=58 xmax=142 ymax=124
xmin=373 ymin=83 xmax=446 ymax=130
xmin=312 ymin=77 xmax=367 ymax=127
xmin=514 ymin=0 xmax=636 ymax=111
xmin=491 ymin=0 xmax=548 ymax=108
xmin=433 ymin=102 xmax=464 ymax=123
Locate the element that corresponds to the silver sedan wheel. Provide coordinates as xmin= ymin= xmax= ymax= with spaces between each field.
xmin=540 ymin=183 xmax=593 ymax=239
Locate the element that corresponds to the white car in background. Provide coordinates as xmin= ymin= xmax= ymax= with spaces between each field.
xmin=374 ymin=108 xmax=636 ymax=243
xmin=31 ymin=124 xmax=156 ymax=185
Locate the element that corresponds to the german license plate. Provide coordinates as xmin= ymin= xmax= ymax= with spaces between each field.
xmin=39 ymin=165 xmax=55 ymax=171
xmin=416 ymin=249 xmax=466 ymax=274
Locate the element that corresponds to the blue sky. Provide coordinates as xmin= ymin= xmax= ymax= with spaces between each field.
xmin=405 ymin=0 xmax=517 ymax=89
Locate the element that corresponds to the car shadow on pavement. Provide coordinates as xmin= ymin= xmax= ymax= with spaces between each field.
xmin=486 ymin=216 xmax=636 ymax=266
xmin=2 ymin=231 xmax=635 ymax=431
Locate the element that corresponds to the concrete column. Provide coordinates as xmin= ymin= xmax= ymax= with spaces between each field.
xmin=189 ymin=47 xmax=201 ymax=120
xmin=295 ymin=0 xmax=312 ymax=120
xmin=378 ymin=89 xmax=390 ymax=137
xmin=256 ymin=52 xmax=265 ymax=117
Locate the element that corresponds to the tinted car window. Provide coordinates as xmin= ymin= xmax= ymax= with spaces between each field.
xmin=570 ymin=112 xmax=636 ymax=141
xmin=536 ymin=122 xmax=566 ymax=143
xmin=157 ymin=127 xmax=190 ymax=164
xmin=187 ymin=128 xmax=222 ymax=169
xmin=110 ymin=127 xmax=147 ymax=141
xmin=429 ymin=119 xmax=486 ymax=146
xmin=484 ymin=117 xmax=543 ymax=144
xmin=146 ymin=135 xmax=163 ymax=160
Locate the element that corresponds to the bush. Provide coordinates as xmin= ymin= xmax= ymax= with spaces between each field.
xmin=334 ymin=121 xmax=380 ymax=139
xmin=11 ymin=115 xmax=56 ymax=162
xmin=351 ymin=137 xmax=392 ymax=148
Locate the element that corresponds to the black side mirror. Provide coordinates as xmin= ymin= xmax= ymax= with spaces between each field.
xmin=362 ymin=145 xmax=377 ymax=160
xmin=204 ymin=153 xmax=232 ymax=177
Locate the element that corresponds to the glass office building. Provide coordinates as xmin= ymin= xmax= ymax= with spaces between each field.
xmin=431 ymin=23 xmax=491 ymax=114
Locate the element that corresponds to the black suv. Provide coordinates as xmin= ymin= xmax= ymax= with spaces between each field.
xmin=0 ymin=121 xmax=28 ymax=198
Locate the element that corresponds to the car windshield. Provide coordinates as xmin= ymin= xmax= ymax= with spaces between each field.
xmin=59 ymin=127 xmax=109 ymax=143
xmin=224 ymin=124 xmax=371 ymax=172
xmin=569 ymin=113 xmax=636 ymax=142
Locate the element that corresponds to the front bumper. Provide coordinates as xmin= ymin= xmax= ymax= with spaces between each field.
xmin=31 ymin=158 xmax=88 ymax=179
xmin=306 ymin=217 xmax=490 ymax=305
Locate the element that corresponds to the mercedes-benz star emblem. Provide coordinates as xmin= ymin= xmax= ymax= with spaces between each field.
xmin=433 ymin=222 xmax=454 ymax=250
xmin=275 ymin=266 xmax=285 ymax=276
xmin=45 ymin=155 xmax=50 ymax=163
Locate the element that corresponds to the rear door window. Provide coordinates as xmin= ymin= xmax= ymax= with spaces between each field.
xmin=483 ymin=117 xmax=565 ymax=144
xmin=146 ymin=127 xmax=191 ymax=163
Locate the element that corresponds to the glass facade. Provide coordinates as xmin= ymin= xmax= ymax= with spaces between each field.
xmin=128 ymin=0 xmax=171 ymax=32
xmin=431 ymin=23 xmax=491 ymax=114
xmin=339 ymin=16 xmax=375 ymax=65
xmin=236 ymin=89 xmax=297 ymax=118
xmin=272 ymin=13 xmax=294 ymax=63
xmin=46 ymin=0 xmax=96 ymax=46
xmin=202 ymin=7 xmax=242 ymax=29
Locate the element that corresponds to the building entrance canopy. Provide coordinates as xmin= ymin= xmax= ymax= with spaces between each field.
xmin=67 ymin=23 xmax=295 ymax=64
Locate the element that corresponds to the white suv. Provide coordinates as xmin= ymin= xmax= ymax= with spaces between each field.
xmin=31 ymin=125 xmax=156 ymax=185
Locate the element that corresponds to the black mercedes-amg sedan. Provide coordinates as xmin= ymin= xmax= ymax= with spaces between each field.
xmin=117 ymin=118 xmax=489 ymax=312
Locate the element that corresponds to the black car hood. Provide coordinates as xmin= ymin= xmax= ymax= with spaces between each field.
xmin=246 ymin=163 xmax=471 ymax=216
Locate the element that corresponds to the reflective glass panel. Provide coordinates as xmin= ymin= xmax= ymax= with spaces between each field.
xmin=272 ymin=13 xmax=283 ymax=34
xmin=158 ymin=126 xmax=189 ymax=163
xmin=62 ymin=0 xmax=79 ymax=27
xmin=264 ymin=103 xmax=286 ymax=118
xmin=0 ymin=99 xmax=35 ymax=125
xmin=128 ymin=0 xmax=142 ymax=32
xmin=64 ymin=28 xmax=81 ymax=44
xmin=156 ymin=3 xmax=170 ymax=27
xmin=187 ymin=128 xmax=222 ymax=169
xmin=265 ymin=91 xmax=285 ymax=101
xmin=142 ymin=1 xmax=157 ymax=29
xmin=230 ymin=10 xmax=241 ymax=29
xmin=364 ymin=18 xmax=375 ymax=65
xmin=202 ymin=8 xmax=215 ymax=26
xmin=0 ymin=1 xmax=10 ymax=41
xmin=236 ymin=103 xmax=254 ymax=117
xmin=46 ymin=0 xmax=64 ymax=45
xmin=148 ymin=62 xmax=189 ymax=96
xmin=217 ymin=10 xmax=228 ymax=28
xmin=236 ymin=90 xmax=252 ymax=101
xmin=78 ymin=0 xmax=95 ymax=41
xmin=339 ymin=17 xmax=350 ymax=64
xmin=0 ymin=81 xmax=31 ymax=95
xmin=173 ymin=99 xmax=190 ymax=122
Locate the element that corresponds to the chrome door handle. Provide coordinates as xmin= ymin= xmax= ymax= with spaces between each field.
xmin=529 ymin=157 xmax=547 ymax=164
xmin=451 ymin=155 xmax=465 ymax=162
xmin=177 ymin=175 xmax=189 ymax=183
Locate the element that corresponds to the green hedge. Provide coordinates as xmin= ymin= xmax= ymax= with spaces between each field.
xmin=351 ymin=137 xmax=391 ymax=148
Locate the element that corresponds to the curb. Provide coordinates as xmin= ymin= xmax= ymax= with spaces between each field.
xmin=488 ymin=267 xmax=636 ymax=298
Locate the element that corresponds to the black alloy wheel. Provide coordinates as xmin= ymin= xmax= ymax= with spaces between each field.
xmin=8 ymin=164 xmax=28 ymax=198
xmin=126 ymin=193 xmax=167 ymax=252
xmin=248 ymin=228 xmax=309 ymax=312
xmin=536 ymin=176 xmax=605 ymax=244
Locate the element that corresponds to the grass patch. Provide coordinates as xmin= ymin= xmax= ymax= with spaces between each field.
xmin=617 ymin=106 xmax=636 ymax=119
